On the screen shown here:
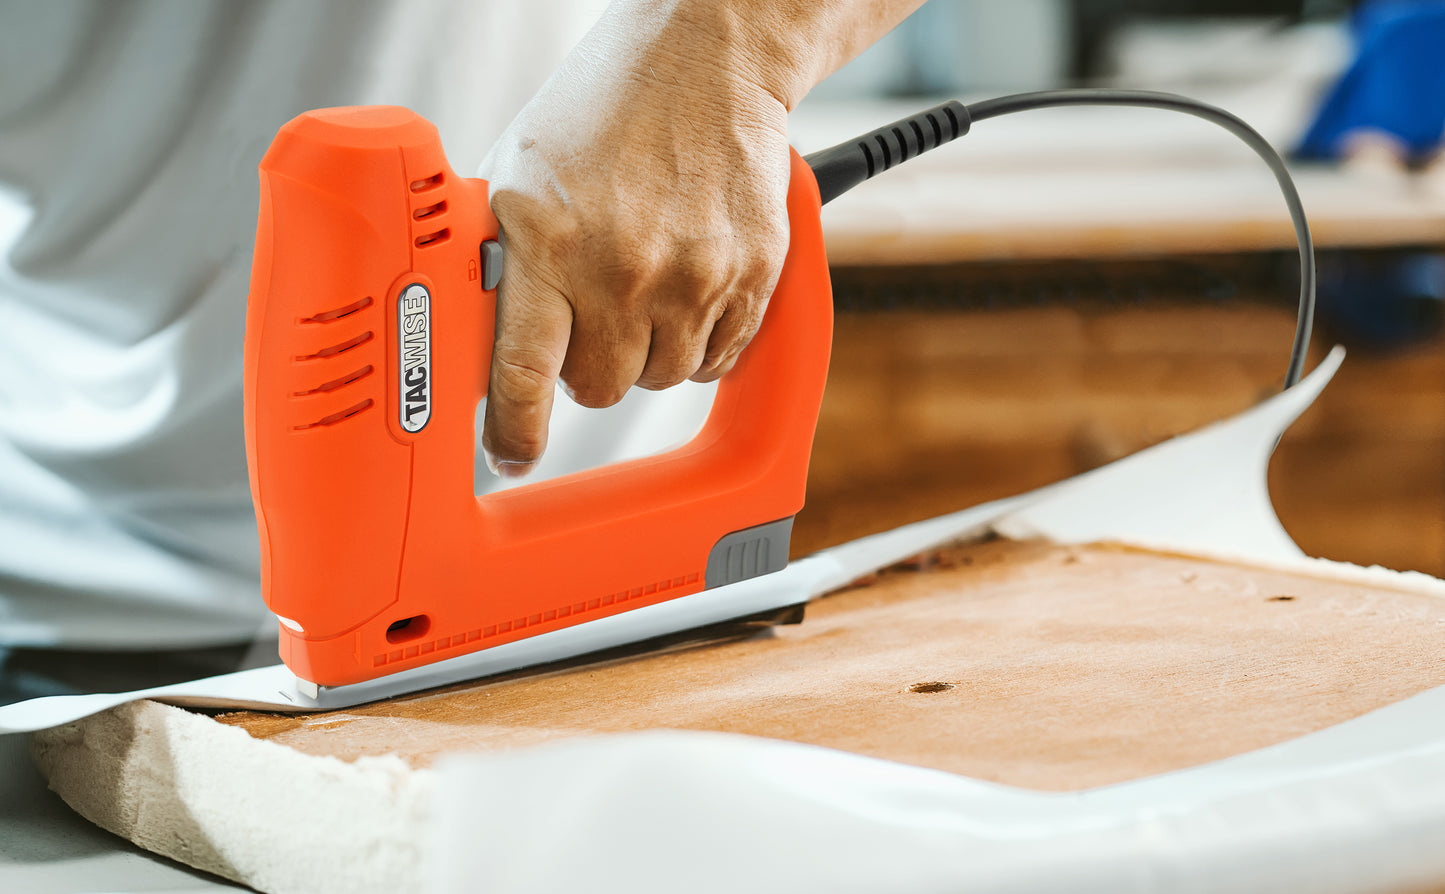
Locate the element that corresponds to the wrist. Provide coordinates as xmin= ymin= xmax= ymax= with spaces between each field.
xmin=596 ymin=0 xmax=819 ymax=111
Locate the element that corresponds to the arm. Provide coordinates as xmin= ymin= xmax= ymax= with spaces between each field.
xmin=479 ymin=0 xmax=925 ymax=477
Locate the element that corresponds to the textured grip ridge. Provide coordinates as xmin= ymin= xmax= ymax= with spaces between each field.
xmin=804 ymin=100 xmax=971 ymax=205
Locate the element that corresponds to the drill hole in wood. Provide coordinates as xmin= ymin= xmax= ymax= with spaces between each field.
xmin=909 ymin=681 xmax=955 ymax=694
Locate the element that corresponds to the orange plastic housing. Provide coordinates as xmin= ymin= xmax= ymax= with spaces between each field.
xmin=244 ymin=106 xmax=833 ymax=687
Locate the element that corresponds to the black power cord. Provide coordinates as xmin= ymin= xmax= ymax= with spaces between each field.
xmin=804 ymin=89 xmax=1315 ymax=390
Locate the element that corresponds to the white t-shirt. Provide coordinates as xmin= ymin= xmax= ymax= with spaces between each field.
xmin=0 ymin=0 xmax=715 ymax=648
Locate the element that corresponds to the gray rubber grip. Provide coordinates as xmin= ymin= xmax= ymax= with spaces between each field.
xmin=705 ymin=517 xmax=794 ymax=589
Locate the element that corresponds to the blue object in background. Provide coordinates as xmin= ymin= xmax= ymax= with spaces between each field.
xmin=1314 ymin=252 xmax=1444 ymax=351
xmin=1298 ymin=0 xmax=1445 ymax=162
xmin=1296 ymin=1 xmax=1444 ymax=352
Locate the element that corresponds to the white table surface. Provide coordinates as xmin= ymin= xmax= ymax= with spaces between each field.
xmin=790 ymin=92 xmax=1445 ymax=265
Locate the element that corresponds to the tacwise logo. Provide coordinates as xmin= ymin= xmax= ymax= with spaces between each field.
xmin=397 ymin=283 xmax=432 ymax=433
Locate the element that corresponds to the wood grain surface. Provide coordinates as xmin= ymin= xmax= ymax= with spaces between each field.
xmin=216 ymin=539 xmax=1445 ymax=792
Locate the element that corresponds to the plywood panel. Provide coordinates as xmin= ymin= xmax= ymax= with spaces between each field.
xmin=209 ymin=540 xmax=1445 ymax=793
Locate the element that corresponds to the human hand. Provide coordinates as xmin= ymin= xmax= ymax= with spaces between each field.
xmin=477 ymin=6 xmax=792 ymax=478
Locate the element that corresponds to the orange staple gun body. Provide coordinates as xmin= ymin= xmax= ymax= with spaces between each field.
xmin=244 ymin=107 xmax=833 ymax=690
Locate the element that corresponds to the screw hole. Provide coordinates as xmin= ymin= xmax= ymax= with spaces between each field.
xmin=386 ymin=615 xmax=431 ymax=644
xmin=909 ymin=681 xmax=954 ymax=694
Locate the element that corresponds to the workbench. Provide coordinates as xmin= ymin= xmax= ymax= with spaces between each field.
xmin=795 ymin=96 xmax=1445 ymax=264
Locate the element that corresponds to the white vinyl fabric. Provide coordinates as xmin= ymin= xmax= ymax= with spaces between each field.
xmin=430 ymin=690 xmax=1445 ymax=894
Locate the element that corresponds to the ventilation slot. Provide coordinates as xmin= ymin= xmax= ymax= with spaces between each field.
xmin=294 ymin=398 xmax=373 ymax=430
xmin=295 ymin=364 xmax=373 ymax=396
xmin=409 ymin=173 xmax=444 ymax=192
xmin=413 ymin=201 xmax=447 ymax=221
xmin=297 ymin=331 xmax=373 ymax=361
xmin=302 ymin=296 xmax=373 ymax=324
xmin=415 ymin=228 xmax=451 ymax=248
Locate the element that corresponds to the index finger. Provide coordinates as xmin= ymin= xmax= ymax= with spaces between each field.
xmin=481 ymin=269 xmax=573 ymax=479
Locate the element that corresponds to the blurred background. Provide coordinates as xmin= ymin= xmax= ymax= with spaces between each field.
xmin=814 ymin=0 xmax=1353 ymax=97
xmin=788 ymin=0 xmax=1445 ymax=576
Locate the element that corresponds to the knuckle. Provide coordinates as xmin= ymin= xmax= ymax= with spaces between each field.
xmin=695 ymin=348 xmax=732 ymax=376
xmin=492 ymin=198 xmax=585 ymax=286
xmin=692 ymin=353 xmax=728 ymax=381
xmin=493 ymin=190 xmax=571 ymax=241
xmin=672 ymin=239 xmax=727 ymax=284
xmin=492 ymin=353 xmax=556 ymax=402
xmin=627 ymin=235 xmax=726 ymax=304
xmin=699 ymin=306 xmax=756 ymax=371
xmin=692 ymin=354 xmax=738 ymax=383
xmin=735 ymin=295 xmax=769 ymax=339
xmin=637 ymin=367 xmax=688 ymax=391
xmin=638 ymin=320 xmax=711 ymax=392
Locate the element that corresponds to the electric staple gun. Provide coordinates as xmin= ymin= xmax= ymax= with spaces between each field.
xmin=246 ymin=92 xmax=1315 ymax=698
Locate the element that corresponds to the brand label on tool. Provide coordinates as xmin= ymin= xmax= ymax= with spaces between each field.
xmin=397 ymin=283 xmax=432 ymax=433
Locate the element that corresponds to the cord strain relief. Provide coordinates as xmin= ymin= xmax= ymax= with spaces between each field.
xmin=804 ymin=100 xmax=971 ymax=205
